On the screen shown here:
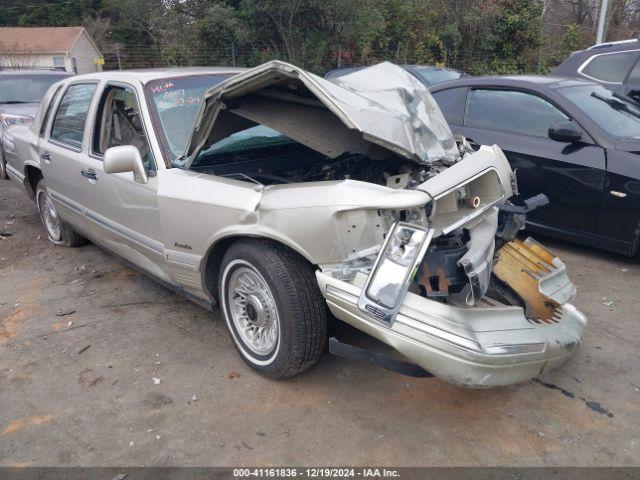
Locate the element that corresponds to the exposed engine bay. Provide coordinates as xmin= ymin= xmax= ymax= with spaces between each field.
xmin=189 ymin=134 xmax=437 ymax=188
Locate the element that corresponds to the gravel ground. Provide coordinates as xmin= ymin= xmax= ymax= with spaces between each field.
xmin=0 ymin=178 xmax=639 ymax=467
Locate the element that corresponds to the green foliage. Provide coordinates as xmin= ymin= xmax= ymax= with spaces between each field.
xmin=0 ymin=0 xmax=563 ymax=74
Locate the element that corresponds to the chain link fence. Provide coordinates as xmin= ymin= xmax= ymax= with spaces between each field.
xmin=98 ymin=22 xmax=639 ymax=76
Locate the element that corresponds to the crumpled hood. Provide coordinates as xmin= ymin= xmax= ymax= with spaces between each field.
xmin=184 ymin=60 xmax=459 ymax=165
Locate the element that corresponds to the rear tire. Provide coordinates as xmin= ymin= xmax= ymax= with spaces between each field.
xmin=0 ymin=147 xmax=8 ymax=180
xmin=35 ymin=179 xmax=87 ymax=247
xmin=219 ymin=239 xmax=327 ymax=379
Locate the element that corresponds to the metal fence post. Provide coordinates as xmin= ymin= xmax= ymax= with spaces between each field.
xmin=231 ymin=41 xmax=237 ymax=67
xmin=116 ymin=48 xmax=122 ymax=70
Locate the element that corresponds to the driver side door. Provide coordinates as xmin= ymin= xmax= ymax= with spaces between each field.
xmin=448 ymin=87 xmax=606 ymax=236
xmin=84 ymin=81 xmax=169 ymax=281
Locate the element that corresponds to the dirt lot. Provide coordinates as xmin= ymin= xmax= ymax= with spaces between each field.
xmin=0 ymin=178 xmax=639 ymax=467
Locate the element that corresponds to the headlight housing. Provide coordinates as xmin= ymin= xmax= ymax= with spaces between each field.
xmin=0 ymin=113 xmax=34 ymax=128
xmin=358 ymin=222 xmax=434 ymax=323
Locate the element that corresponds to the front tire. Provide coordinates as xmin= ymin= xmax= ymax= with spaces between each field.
xmin=35 ymin=179 xmax=86 ymax=247
xmin=219 ymin=239 xmax=327 ymax=379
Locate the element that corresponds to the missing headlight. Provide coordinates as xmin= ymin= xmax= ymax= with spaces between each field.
xmin=358 ymin=222 xmax=434 ymax=323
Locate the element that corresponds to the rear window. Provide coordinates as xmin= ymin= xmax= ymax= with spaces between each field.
xmin=39 ymin=86 xmax=63 ymax=137
xmin=50 ymin=83 xmax=97 ymax=148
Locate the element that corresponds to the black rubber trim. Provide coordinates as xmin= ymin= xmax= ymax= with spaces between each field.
xmin=329 ymin=337 xmax=434 ymax=378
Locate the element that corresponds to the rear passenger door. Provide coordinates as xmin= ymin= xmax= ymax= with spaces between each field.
xmin=435 ymin=87 xmax=606 ymax=236
xmin=40 ymin=82 xmax=99 ymax=233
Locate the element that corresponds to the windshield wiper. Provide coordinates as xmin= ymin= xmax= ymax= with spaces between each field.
xmin=591 ymin=92 xmax=640 ymax=118
xmin=0 ymin=100 xmax=31 ymax=104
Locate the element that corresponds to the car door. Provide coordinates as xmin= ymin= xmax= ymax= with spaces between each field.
xmin=439 ymin=87 xmax=606 ymax=236
xmin=41 ymin=81 xmax=100 ymax=234
xmin=82 ymin=81 xmax=169 ymax=281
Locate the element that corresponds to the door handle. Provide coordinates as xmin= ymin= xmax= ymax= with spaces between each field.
xmin=80 ymin=168 xmax=97 ymax=182
xmin=40 ymin=152 xmax=51 ymax=164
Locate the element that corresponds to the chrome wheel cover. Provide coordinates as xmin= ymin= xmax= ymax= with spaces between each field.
xmin=227 ymin=265 xmax=279 ymax=356
xmin=38 ymin=190 xmax=61 ymax=241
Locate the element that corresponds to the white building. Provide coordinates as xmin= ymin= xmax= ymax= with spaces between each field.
xmin=0 ymin=26 xmax=102 ymax=74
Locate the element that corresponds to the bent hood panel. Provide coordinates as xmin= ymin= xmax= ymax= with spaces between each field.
xmin=185 ymin=60 xmax=459 ymax=165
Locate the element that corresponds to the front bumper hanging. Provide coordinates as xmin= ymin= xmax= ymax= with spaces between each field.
xmin=317 ymin=237 xmax=587 ymax=388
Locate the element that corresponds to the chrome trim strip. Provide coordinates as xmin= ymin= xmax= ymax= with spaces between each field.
xmin=49 ymin=190 xmax=83 ymax=214
xmin=6 ymin=164 xmax=24 ymax=182
xmin=85 ymin=210 xmax=164 ymax=255
xmin=587 ymin=39 xmax=637 ymax=50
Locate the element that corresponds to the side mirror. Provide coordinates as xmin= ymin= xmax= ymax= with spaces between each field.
xmin=548 ymin=120 xmax=582 ymax=144
xmin=103 ymin=145 xmax=148 ymax=184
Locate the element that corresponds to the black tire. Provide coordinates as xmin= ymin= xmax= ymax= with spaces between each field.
xmin=0 ymin=147 xmax=8 ymax=180
xmin=35 ymin=179 xmax=87 ymax=247
xmin=219 ymin=239 xmax=327 ymax=379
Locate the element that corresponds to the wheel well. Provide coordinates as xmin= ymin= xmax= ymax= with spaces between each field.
xmin=24 ymin=165 xmax=43 ymax=200
xmin=203 ymin=236 xmax=316 ymax=302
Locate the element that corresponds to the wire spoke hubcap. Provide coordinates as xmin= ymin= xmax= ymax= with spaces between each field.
xmin=38 ymin=191 xmax=61 ymax=241
xmin=228 ymin=266 xmax=279 ymax=356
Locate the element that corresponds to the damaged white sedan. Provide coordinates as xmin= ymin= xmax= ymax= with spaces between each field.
xmin=6 ymin=61 xmax=586 ymax=387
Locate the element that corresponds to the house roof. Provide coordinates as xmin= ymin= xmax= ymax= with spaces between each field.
xmin=0 ymin=27 xmax=98 ymax=54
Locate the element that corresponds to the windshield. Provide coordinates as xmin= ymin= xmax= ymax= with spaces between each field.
xmin=146 ymin=74 xmax=235 ymax=163
xmin=560 ymin=85 xmax=640 ymax=139
xmin=0 ymin=74 xmax=68 ymax=103
xmin=410 ymin=67 xmax=462 ymax=86
xmin=192 ymin=125 xmax=295 ymax=169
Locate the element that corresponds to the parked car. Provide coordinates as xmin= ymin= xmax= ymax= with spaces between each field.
xmin=326 ymin=64 xmax=465 ymax=86
xmin=0 ymin=70 xmax=72 ymax=179
xmin=6 ymin=62 xmax=586 ymax=388
xmin=431 ymin=75 xmax=640 ymax=256
xmin=551 ymin=38 xmax=640 ymax=103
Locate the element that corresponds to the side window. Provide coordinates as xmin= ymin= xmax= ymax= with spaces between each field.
xmin=39 ymin=86 xmax=62 ymax=138
xmin=580 ymin=51 xmax=637 ymax=83
xmin=465 ymin=89 xmax=568 ymax=137
xmin=50 ymin=83 xmax=97 ymax=149
xmin=432 ymin=87 xmax=467 ymax=125
xmin=93 ymin=84 xmax=154 ymax=171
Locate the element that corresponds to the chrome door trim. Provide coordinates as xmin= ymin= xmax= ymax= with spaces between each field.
xmin=85 ymin=209 xmax=164 ymax=255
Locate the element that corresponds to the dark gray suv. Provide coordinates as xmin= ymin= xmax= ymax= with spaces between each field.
xmin=552 ymin=39 xmax=640 ymax=103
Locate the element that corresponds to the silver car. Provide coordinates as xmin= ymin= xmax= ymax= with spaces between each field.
xmin=6 ymin=62 xmax=587 ymax=388
xmin=0 ymin=70 xmax=72 ymax=179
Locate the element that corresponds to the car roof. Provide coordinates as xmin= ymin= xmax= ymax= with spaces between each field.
xmin=429 ymin=74 xmax=599 ymax=91
xmin=0 ymin=69 xmax=72 ymax=77
xmin=65 ymin=67 xmax=247 ymax=85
